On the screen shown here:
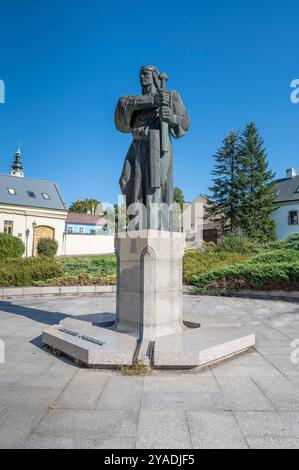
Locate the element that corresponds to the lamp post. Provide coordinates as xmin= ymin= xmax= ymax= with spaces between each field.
xmin=32 ymin=221 xmax=37 ymax=257
xmin=25 ymin=228 xmax=30 ymax=258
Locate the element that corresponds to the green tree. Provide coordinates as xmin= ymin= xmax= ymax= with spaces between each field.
xmin=69 ymin=199 xmax=103 ymax=215
xmin=173 ymin=187 xmax=185 ymax=211
xmin=206 ymin=131 xmax=243 ymax=233
xmin=239 ymin=123 xmax=276 ymax=242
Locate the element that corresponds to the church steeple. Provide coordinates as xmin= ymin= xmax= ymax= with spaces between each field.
xmin=11 ymin=146 xmax=24 ymax=178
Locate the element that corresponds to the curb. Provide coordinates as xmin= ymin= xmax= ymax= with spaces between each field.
xmin=0 ymin=285 xmax=116 ymax=299
xmin=184 ymin=286 xmax=299 ymax=302
xmin=0 ymin=285 xmax=298 ymax=302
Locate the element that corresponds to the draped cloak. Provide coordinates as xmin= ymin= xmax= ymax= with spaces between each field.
xmin=115 ymin=90 xmax=190 ymax=209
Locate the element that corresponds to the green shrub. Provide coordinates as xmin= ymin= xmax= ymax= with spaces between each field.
xmin=215 ymin=234 xmax=260 ymax=254
xmin=183 ymin=249 xmax=253 ymax=284
xmin=283 ymin=233 xmax=299 ymax=250
xmin=37 ymin=238 xmax=58 ymax=258
xmin=248 ymin=249 xmax=298 ymax=265
xmin=0 ymin=257 xmax=64 ymax=287
xmin=267 ymin=234 xmax=299 ymax=251
xmin=0 ymin=233 xmax=25 ymax=260
xmin=192 ymin=259 xmax=299 ymax=292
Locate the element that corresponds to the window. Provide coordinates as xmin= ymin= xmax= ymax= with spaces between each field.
xmin=295 ymin=187 xmax=299 ymax=194
xmin=4 ymin=221 xmax=13 ymax=235
xmin=41 ymin=193 xmax=51 ymax=200
xmin=7 ymin=188 xmax=16 ymax=195
xmin=288 ymin=211 xmax=299 ymax=225
xmin=67 ymin=226 xmax=73 ymax=234
xmin=27 ymin=191 xmax=36 ymax=198
xmin=79 ymin=227 xmax=84 ymax=234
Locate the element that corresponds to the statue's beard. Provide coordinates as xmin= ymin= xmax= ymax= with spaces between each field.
xmin=142 ymin=83 xmax=157 ymax=95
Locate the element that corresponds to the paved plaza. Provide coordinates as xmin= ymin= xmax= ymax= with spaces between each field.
xmin=0 ymin=294 xmax=299 ymax=449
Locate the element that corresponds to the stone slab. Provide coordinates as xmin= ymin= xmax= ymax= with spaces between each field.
xmin=154 ymin=327 xmax=255 ymax=368
xmin=42 ymin=318 xmax=137 ymax=367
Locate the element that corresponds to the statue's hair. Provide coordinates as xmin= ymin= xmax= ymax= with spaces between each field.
xmin=140 ymin=65 xmax=162 ymax=91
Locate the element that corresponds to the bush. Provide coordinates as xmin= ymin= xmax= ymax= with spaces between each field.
xmin=266 ymin=233 xmax=299 ymax=251
xmin=37 ymin=238 xmax=58 ymax=258
xmin=283 ymin=233 xmax=299 ymax=250
xmin=247 ymin=249 xmax=298 ymax=265
xmin=215 ymin=234 xmax=260 ymax=254
xmin=192 ymin=256 xmax=299 ymax=292
xmin=0 ymin=233 xmax=25 ymax=260
xmin=0 ymin=257 xmax=64 ymax=287
xmin=183 ymin=249 xmax=253 ymax=284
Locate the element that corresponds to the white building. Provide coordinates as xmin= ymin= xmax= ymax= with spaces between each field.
xmin=0 ymin=148 xmax=67 ymax=256
xmin=272 ymin=168 xmax=299 ymax=240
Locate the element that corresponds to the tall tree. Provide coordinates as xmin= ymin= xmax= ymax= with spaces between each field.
xmin=173 ymin=187 xmax=185 ymax=211
xmin=239 ymin=122 xmax=276 ymax=242
xmin=69 ymin=199 xmax=102 ymax=215
xmin=206 ymin=131 xmax=243 ymax=233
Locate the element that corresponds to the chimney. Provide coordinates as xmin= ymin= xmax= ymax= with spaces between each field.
xmin=286 ymin=168 xmax=297 ymax=179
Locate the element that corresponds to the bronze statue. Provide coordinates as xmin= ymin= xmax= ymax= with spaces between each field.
xmin=115 ymin=66 xmax=190 ymax=217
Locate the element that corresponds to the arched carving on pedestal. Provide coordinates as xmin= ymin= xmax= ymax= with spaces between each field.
xmin=140 ymin=245 xmax=156 ymax=342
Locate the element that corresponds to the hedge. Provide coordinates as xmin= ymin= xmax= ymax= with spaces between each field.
xmin=192 ymin=252 xmax=299 ymax=292
xmin=0 ymin=257 xmax=64 ymax=287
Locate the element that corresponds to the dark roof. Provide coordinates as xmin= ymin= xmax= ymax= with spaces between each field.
xmin=275 ymin=176 xmax=299 ymax=203
xmin=0 ymin=173 xmax=67 ymax=211
xmin=66 ymin=213 xmax=107 ymax=225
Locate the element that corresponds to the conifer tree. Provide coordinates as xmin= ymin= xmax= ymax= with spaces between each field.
xmin=206 ymin=131 xmax=243 ymax=233
xmin=239 ymin=122 xmax=276 ymax=242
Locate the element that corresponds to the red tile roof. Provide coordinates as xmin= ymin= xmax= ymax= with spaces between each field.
xmin=66 ymin=213 xmax=107 ymax=225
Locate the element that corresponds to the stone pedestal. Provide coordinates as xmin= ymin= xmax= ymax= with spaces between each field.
xmin=115 ymin=230 xmax=185 ymax=339
xmin=42 ymin=230 xmax=255 ymax=369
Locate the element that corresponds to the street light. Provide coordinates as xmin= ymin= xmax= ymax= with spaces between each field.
xmin=32 ymin=221 xmax=37 ymax=257
xmin=25 ymin=228 xmax=30 ymax=258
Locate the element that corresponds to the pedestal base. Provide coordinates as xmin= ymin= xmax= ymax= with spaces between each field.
xmin=43 ymin=318 xmax=255 ymax=368
xmin=42 ymin=230 xmax=255 ymax=369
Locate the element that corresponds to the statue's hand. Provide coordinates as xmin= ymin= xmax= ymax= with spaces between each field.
xmin=160 ymin=106 xmax=178 ymax=126
xmin=154 ymin=91 xmax=171 ymax=107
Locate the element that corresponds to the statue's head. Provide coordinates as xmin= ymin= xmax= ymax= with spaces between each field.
xmin=140 ymin=65 xmax=161 ymax=92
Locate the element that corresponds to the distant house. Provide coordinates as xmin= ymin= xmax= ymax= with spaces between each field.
xmin=65 ymin=213 xmax=108 ymax=235
xmin=0 ymin=148 xmax=67 ymax=256
xmin=183 ymin=195 xmax=221 ymax=245
xmin=272 ymin=168 xmax=299 ymax=240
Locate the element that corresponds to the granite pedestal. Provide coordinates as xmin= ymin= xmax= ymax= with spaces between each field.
xmin=43 ymin=230 xmax=255 ymax=368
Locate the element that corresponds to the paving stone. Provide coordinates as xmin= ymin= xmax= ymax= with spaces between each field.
xmin=246 ymin=437 xmax=299 ymax=449
xmin=55 ymin=371 xmax=108 ymax=409
xmin=216 ymin=376 xmax=274 ymax=411
xmin=252 ymin=376 xmax=299 ymax=411
xmin=136 ymin=410 xmax=192 ymax=449
xmin=187 ymin=411 xmax=246 ymax=448
xmin=17 ymin=434 xmax=136 ymax=449
xmin=35 ymin=409 xmax=139 ymax=439
xmin=234 ymin=411 xmax=299 ymax=438
xmin=0 ymin=405 xmax=48 ymax=449
xmin=265 ymin=355 xmax=299 ymax=376
xmin=97 ymin=376 xmax=143 ymax=410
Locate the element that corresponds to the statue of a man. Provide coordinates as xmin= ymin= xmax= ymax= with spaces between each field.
xmin=115 ymin=65 xmax=190 ymax=225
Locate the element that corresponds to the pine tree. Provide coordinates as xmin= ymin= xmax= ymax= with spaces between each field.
xmin=239 ymin=122 xmax=276 ymax=242
xmin=206 ymin=131 xmax=243 ymax=233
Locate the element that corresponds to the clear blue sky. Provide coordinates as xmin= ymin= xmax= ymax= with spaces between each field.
xmin=0 ymin=0 xmax=298 ymax=207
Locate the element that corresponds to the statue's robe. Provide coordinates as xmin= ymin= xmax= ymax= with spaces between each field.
xmin=115 ymin=91 xmax=190 ymax=210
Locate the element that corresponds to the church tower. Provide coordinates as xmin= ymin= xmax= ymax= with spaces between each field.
xmin=11 ymin=146 xmax=24 ymax=178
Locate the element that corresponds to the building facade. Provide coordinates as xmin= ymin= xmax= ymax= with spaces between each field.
xmin=0 ymin=148 xmax=67 ymax=256
xmin=65 ymin=213 xmax=108 ymax=235
xmin=272 ymin=168 xmax=299 ymax=240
